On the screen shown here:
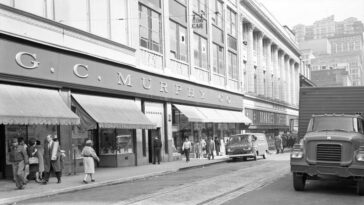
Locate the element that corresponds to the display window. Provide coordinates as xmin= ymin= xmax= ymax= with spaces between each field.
xmin=99 ymin=129 xmax=134 ymax=155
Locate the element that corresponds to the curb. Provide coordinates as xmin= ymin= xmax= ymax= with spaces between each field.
xmin=0 ymin=159 xmax=229 ymax=205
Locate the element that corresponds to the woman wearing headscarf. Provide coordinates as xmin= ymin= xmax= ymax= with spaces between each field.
xmin=81 ymin=140 xmax=100 ymax=183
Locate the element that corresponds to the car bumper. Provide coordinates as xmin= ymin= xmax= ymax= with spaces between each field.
xmin=291 ymin=162 xmax=364 ymax=178
xmin=228 ymin=153 xmax=255 ymax=158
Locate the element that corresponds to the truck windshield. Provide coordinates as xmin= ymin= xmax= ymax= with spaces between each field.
xmin=307 ymin=117 xmax=357 ymax=132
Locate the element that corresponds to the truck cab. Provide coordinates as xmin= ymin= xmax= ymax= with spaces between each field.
xmin=291 ymin=114 xmax=364 ymax=195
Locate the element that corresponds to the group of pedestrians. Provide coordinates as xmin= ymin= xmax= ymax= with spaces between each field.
xmin=181 ymin=137 xmax=217 ymax=162
xmin=9 ymin=135 xmax=100 ymax=189
xmin=9 ymin=135 xmax=64 ymax=189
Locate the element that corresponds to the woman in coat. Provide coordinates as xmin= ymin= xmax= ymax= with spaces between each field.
xmin=81 ymin=140 xmax=100 ymax=183
xmin=42 ymin=135 xmax=62 ymax=184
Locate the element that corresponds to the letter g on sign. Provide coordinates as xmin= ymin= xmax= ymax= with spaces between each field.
xmin=15 ymin=52 xmax=40 ymax=69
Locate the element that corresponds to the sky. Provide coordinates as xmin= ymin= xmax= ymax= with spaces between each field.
xmin=257 ymin=0 xmax=364 ymax=28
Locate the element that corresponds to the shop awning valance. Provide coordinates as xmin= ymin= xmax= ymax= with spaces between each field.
xmin=0 ymin=84 xmax=80 ymax=125
xmin=72 ymin=94 xmax=156 ymax=129
xmin=173 ymin=104 xmax=207 ymax=122
xmin=174 ymin=104 xmax=251 ymax=124
xmin=197 ymin=107 xmax=222 ymax=123
xmin=216 ymin=110 xmax=252 ymax=124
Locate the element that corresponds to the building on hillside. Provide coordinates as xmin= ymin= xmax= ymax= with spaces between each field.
xmin=0 ymin=0 xmax=301 ymax=179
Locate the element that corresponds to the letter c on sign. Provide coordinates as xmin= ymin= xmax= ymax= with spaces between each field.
xmin=15 ymin=52 xmax=40 ymax=69
xmin=73 ymin=64 xmax=89 ymax=78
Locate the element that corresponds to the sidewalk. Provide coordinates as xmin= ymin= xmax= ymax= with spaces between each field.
xmin=0 ymin=156 xmax=229 ymax=205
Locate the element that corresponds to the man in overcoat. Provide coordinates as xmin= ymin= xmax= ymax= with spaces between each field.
xmin=42 ymin=135 xmax=62 ymax=184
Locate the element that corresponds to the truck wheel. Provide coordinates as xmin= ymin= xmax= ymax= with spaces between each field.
xmin=357 ymin=180 xmax=364 ymax=196
xmin=293 ymin=173 xmax=306 ymax=191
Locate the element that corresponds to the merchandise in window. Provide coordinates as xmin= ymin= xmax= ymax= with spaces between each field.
xmin=116 ymin=129 xmax=134 ymax=154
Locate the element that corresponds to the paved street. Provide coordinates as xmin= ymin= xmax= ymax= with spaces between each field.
xmin=19 ymin=153 xmax=289 ymax=205
xmin=223 ymin=174 xmax=364 ymax=205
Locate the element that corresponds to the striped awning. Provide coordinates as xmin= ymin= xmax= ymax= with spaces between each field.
xmin=0 ymin=84 xmax=80 ymax=125
xmin=72 ymin=94 xmax=156 ymax=129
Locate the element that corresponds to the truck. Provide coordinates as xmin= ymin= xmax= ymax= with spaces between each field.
xmin=291 ymin=86 xmax=364 ymax=195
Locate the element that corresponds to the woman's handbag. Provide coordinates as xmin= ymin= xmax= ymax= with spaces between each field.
xmin=29 ymin=157 xmax=39 ymax=164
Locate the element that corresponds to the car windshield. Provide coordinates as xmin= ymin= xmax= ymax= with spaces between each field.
xmin=307 ymin=116 xmax=357 ymax=132
xmin=229 ymin=135 xmax=250 ymax=144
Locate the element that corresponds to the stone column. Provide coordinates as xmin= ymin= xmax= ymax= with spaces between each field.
xmin=256 ymin=31 xmax=264 ymax=96
xmin=246 ymin=23 xmax=255 ymax=93
xmin=266 ymin=39 xmax=272 ymax=98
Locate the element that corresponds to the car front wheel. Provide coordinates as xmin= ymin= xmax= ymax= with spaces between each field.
xmin=357 ymin=180 xmax=364 ymax=196
xmin=293 ymin=173 xmax=306 ymax=191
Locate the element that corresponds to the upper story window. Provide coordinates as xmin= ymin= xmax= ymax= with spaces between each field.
xmin=226 ymin=8 xmax=236 ymax=38
xmin=213 ymin=43 xmax=225 ymax=75
xmin=193 ymin=34 xmax=208 ymax=69
xmin=228 ymin=51 xmax=238 ymax=80
xmin=5 ymin=0 xmax=129 ymax=46
xmin=139 ymin=3 xmax=162 ymax=53
xmin=192 ymin=0 xmax=207 ymax=16
xmin=211 ymin=0 xmax=223 ymax=28
xmin=169 ymin=0 xmax=187 ymax=62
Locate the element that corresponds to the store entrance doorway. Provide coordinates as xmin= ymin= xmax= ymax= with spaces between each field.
xmin=148 ymin=128 xmax=160 ymax=163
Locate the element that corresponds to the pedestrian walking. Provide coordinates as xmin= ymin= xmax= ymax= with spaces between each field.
xmin=27 ymin=138 xmax=41 ymax=183
xmin=214 ymin=137 xmax=220 ymax=156
xmin=42 ymin=135 xmax=62 ymax=184
xmin=182 ymin=138 xmax=192 ymax=162
xmin=9 ymin=138 xmax=28 ymax=189
xmin=17 ymin=137 xmax=29 ymax=184
xmin=153 ymin=136 xmax=162 ymax=164
xmin=81 ymin=140 xmax=100 ymax=184
xmin=194 ymin=140 xmax=202 ymax=159
xmin=207 ymin=137 xmax=215 ymax=160
xmin=274 ymin=134 xmax=283 ymax=154
xmin=200 ymin=138 xmax=206 ymax=158
xmin=35 ymin=140 xmax=44 ymax=182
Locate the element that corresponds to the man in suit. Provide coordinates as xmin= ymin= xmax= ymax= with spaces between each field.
xmin=153 ymin=136 xmax=162 ymax=164
xmin=42 ymin=135 xmax=62 ymax=184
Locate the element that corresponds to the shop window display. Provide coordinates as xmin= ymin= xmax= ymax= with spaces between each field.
xmin=99 ymin=129 xmax=134 ymax=155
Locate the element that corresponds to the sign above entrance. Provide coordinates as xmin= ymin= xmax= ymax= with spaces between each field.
xmin=0 ymin=37 xmax=242 ymax=110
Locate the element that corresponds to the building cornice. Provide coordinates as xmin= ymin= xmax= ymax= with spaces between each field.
xmin=240 ymin=0 xmax=301 ymax=57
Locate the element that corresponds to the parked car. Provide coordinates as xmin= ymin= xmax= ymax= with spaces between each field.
xmin=226 ymin=133 xmax=269 ymax=161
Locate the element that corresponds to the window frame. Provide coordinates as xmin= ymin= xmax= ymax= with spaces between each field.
xmin=139 ymin=3 xmax=163 ymax=53
xmin=193 ymin=33 xmax=208 ymax=69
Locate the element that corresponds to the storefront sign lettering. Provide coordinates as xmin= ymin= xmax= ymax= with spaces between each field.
xmin=117 ymin=72 xmax=132 ymax=87
xmin=188 ymin=88 xmax=194 ymax=97
xmin=7 ymin=44 xmax=241 ymax=108
xmin=73 ymin=64 xmax=89 ymax=78
xmin=175 ymin=84 xmax=182 ymax=95
xmin=15 ymin=52 xmax=40 ymax=69
xmin=141 ymin=77 xmax=151 ymax=90
xmin=160 ymin=82 xmax=168 ymax=93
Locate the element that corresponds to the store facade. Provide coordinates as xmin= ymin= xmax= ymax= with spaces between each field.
xmin=243 ymin=98 xmax=298 ymax=150
xmin=0 ymin=34 xmax=248 ymax=178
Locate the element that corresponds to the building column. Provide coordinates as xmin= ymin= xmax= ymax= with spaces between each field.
xmin=256 ymin=31 xmax=264 ymax=96
xmin=246 ymin=23 xmax=255 ymax=93
xmin=279 ymin=51 xmax=285 ymax=101
xmin=273 ymin=45 xmax=279 ymax=100
xmin=266 ymin=39 xmax=272 ymax=99
xmin=284 ymin=55 xmax=290 ymax=104
xmin=290 ymin=60 xmax=295 ymax=105
xmin=294 ymin=63 xmax=300 ymax=106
